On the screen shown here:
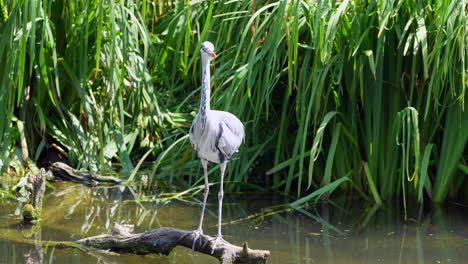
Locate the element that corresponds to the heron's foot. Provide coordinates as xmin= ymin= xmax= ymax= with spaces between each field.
xmin=178 ymin=229 xmax=204 ymax=251
xmin=207 ymin=235 xmax=230 ymax=254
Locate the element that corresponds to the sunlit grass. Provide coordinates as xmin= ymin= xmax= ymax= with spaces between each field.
xmin=0 ymin=0 xmax=466 ymax=205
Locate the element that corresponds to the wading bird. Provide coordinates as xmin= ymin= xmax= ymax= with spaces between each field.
xmin=188 ymin=41 xmax=245 ymax=251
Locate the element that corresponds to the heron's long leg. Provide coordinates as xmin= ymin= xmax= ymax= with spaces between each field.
xmin=207 ymin=161 xmax=229 ymax=254
xmin=197 ymin=159 xmax=209 ymax=232
xmin=184 ymin=159 xmax=209 ymax=251
xmin=216 ymin=162 xmax=226 ymax=238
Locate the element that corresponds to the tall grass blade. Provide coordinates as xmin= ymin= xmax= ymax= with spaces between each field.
xmin=289 ymin=176 xmax=350 ymax=208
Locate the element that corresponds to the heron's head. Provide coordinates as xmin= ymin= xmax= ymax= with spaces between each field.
xmin=200 ymin=41 xmax=216 ymax=60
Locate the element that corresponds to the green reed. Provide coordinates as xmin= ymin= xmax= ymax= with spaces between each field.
xmin=0 ymin=0 xmax=466 ymax=204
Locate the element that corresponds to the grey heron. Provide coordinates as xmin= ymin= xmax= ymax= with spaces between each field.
xmin=188 ymin=41 xmax=245 ymax=252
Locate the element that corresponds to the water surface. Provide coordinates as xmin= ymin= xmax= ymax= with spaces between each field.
xmin=1 ymin=181 xmax=467 ymax=263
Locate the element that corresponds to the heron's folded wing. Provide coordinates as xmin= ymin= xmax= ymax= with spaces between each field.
xmin=217 ymin=121 xmax=243 ymax=159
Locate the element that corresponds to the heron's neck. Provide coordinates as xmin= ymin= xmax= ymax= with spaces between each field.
xmin=200 ymin=57 xmax=211 ymax=116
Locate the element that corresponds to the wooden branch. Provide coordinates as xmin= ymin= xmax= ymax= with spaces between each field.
xmin=76 ymin=223 xmax=270 ymax=264
xmin=49 ymin=162 xmax=122 ymax=185
xmin=22 ymin=168 xmax=47 ymax=223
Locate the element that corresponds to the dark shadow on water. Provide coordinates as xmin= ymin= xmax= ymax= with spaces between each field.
xmin=1 ymin=181 xmax=467 ymax=264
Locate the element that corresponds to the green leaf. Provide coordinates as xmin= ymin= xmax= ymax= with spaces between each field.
xmin=290 ymin=176 xmax=350 ymax=208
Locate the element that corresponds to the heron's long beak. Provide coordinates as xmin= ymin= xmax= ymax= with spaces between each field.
xmin=208 ymin=51 xmax=217 ymax=58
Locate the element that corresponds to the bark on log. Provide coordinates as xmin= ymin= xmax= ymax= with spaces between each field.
xmin=49 ymin=162 xmax=122 ymax=185
xmin=22 ymin=168 xmax=47 ymax=223
xmin=76 ymin=223 xmax=270 ymax=264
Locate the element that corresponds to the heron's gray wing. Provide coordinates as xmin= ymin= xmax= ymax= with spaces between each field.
xmin=217 ymin=119 xmax=244 ymax=160
xmin=224 ymin=117 xmax=244 ymax=140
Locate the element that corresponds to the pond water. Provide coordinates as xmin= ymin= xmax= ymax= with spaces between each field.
xmin=1 ymin=181 xmax=467 ymax=264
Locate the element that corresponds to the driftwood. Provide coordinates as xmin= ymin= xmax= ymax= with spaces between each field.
xmin=76 ymin=223 xmax=270 ymax=264
xmin=22 ymin=169 xmax=48 ymax=223
xmin=49 ymin=162 xmax=122 ymax=185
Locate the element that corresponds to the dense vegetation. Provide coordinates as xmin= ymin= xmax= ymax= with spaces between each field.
xmin=0 ymin=0 xmax=466 ymax=205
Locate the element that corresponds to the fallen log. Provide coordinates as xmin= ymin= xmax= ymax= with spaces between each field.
xmin=22 ymin=168 xmax=48 ymax=223
xmin=76 ymin=223 xmax=270 ymax=264
xmin=49 ymin=162 xmax=122 ymax=186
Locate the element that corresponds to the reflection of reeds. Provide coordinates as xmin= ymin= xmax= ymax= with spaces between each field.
xmin=0 ymin=0 xmax=466 ymax=205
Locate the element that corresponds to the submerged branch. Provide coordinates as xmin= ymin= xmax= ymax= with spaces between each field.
xmin=75 ymin=223 xmax=270 ymax=264
xmin=6 ymin=223 xmax=269 ymax=263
